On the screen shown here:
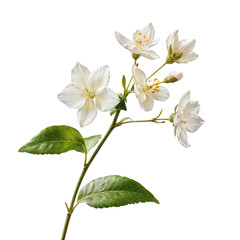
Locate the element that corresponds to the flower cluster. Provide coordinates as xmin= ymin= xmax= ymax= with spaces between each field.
xmin=58 ymin=23 xmax=204 ymax=147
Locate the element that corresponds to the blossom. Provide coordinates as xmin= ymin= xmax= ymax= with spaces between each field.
xmin=164 ymin=71 xmax=183 ymax=83
xmin=173 ymin=91 xmax=204 ymax=147
xmin=58 ymin=63 xmax=120 ymax=127
xmin=132 ymin=66 xmax=169 ymax=111
xmin=166 ymin=30 xmax=198 ymax=64
xmin=115 ymin=23 xmax=160 ymax=60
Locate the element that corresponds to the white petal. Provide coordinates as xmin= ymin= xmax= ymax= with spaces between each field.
xmin=141 ymin=23 xmax=155 ymax=43
xmin=173 ymin=114 xmax=181 ymax=127
xmin=77 ymin=100 xmax=97 ymax=127
xmin=166 ymin=30 xmax=178 ymax=49
xmin=177 ymin=52 xmax=198 ymax=63
xmin=88 ymin=65 xmax=110 ymax=93
xmin=182 ymin=115 xmax=204 ymax=133
xmin=139 ymin=95 xmax=154 ymax=111
xmin=134 ymin=84 xmax=146 ymax=102
xmin=178 ymin=39 xmax=196 ymax=53
xmin=58 ymin=84 xmax=86 ymax=109
xmin=123 ymin=43 xmax=141 ymax=54
xmin=95 ymin=88 xmax=120 ymax=112
xmin=176 ymin=127 xmax=190 ymax=148
xmin=149 ymin=86 xmax=169 ymax=101
xmin=71 ymin=62 xmax=90 ymax=88
xmin=132 ymin=66 xmax=147 ymax=85
xmin=184 ymin=100 xmax=200 ymax=115
xmin=115 ymin=32 xmax=132 ymax=47
xmin=148 ymin=38 xmax=160 ymax=48
xmin=139 ymin=49 xmax=159 ymax=59
xmin=178 ymin=91 xmax=190 ymax=113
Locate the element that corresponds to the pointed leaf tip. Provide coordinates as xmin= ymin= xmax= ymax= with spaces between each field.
xmin=19 ymin=125 xmax=86 ymax=155
xmin=77 ymin=175 xmax=159 ymax=208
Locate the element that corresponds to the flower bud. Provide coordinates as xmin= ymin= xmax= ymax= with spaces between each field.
xmin=163 ymin=71 xmax=183 ymax=83
xmin=172 ymin=52 xmax=183 ymax=60
xmin=169 ymin=114 xmax=175 ymax=123
xmin=166 ymin=55 xmax=174 ymax=64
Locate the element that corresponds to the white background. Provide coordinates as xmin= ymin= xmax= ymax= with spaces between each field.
xmin=0 ymin=0 xmax=239 ymax=239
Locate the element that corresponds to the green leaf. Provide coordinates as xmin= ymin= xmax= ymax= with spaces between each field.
xmin=19 ymin=125 xmax=86 ymax=154
xmin=117 ymin=117 xmax=132 ymax=124
xmin=115 ymin=93 xmax=127 ymax=111
xmin=77 ymin=175 xmax=159 ymax=208
xmin=110 ymin=109 xmax=117 ymax=116
xmin=122 ymin=75 xmax=126 ymax=90
xmin=84 ymin=135 xmax=101 ymax=153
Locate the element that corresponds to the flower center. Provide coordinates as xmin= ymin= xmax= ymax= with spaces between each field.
xmin=133 ymin=31 xmax=149 ymax=49
xmin=144 ymin=78 xmax=160 ymax=94
xmin=81 ymin=88 xmax=95 ymax=99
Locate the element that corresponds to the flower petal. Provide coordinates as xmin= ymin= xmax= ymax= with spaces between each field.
xmin=141 ymin=23 xmax=155 ymax=43
xmin=88 ymin=65 xmax=110 ymax=93
xmin=134 ymin=84 xmax=146 ymax=102
xmin=177 ymin=52 xmax=198 ymax=63
xmin=58 ymin=84 xmax=86 ymax=109
xmin=123 ymin=43 xmax=141 ymax=54
xmin=139 ymin=49 xmax=159 ymax=59
xmin=178 ymin=91 xmax=190 ymax=113
xmin=148 ymin=38 xmax=160 ymax=48
xmin=149 ymin=86 xmax=169 ymax=101
xmin=95 ymin=88 xmax=120 ymax=112
xmin=176 ymin=127 xmax=190 ymax=148
xmin=178 ymin=39 xmax=196 ymax=53
xmin=182 ymin=115 xmax=204 ymax=133
xmin=77 ymin=100 xmax=97 ymax=127
xmin=184 ymin=100 xmax=200 ymax=115
xmin=115 ymin=32 xmax=132 ymax=47
xmin=166 ymin=30 xmax=179 ymax=49
xmin=132 ymin=66 xmax=147 ymax=85
xmin=71 ymin=62 xmax=90 ymax=88
xmin=139 ymin=95 xmax=154 ymax=111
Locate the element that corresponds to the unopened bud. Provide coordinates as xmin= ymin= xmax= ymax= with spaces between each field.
xmin=172 ymin=52 xmax=183 ymax=60
xmin=164 ymin=71 xmax=183 ymax=83
xmin=166 ymin=55 xmax=174 ymax=64
xmin=169 ymin=114 xmax=175 ymax=123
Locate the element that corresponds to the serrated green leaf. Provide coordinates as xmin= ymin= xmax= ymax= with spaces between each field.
xmin=19 ymin=125 xmax=86 ymax=154
xmin=77 ymin=175 xmax=159 ymax=208
xmin=84 ymin=135 xmax=101 ymax=153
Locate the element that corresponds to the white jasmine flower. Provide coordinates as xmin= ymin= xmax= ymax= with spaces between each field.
xmin=115 ymin=23 xmax=160 ymax=60
xmin=58 ymin=63 xmax=120 ymax=127
xmin=166 ymin=30 xmax=198 ymax=64
xmin=132 ymin=66 xmax=169 ymax=111
xmin=164 ymin=71 xmax=183 ymax=83
xmin=174 ymin=91 xmax=204 ymax=147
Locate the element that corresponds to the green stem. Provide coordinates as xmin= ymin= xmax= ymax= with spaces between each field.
xmin=146 ymin=62 xmax=167 ymax=80
xmin=116 ymin=118 xmax=169 ymax=127
xmin=125 ymin=59 xmax=138 ymax=94
xmin=126 ymin=76 xmax=133 ymax=93
xmin=60 ymin=110 xmax=121 ymax=240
